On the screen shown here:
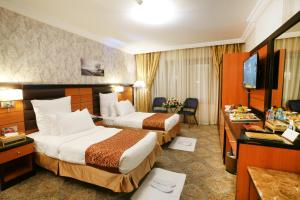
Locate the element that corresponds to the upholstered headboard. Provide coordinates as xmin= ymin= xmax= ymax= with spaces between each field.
xmin=20 ymin=84 xmax=133 ymax=132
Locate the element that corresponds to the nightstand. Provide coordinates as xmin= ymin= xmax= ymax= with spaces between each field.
xmin=0 ymin=137 xmax=35 ymax=190
xmin=93 ymin=116 xmax=104 ymax=126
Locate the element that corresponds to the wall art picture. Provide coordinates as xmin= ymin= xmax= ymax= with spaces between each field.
xmin=81 ymin=58 xmax=104 ymax=76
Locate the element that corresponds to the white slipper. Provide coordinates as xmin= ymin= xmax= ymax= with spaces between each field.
xmin=150 ymin=182 xmax=174 ymax=193
xmin=152 ymin=178 xmax=176 ymax=188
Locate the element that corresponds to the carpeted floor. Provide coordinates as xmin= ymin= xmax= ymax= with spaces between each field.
xmin=0 ymin=124 xmax=236 ymax=200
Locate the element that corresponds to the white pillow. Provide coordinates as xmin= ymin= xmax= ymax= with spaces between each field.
xmin=56 ymin=109 xmax=95 ymax=136
xmin=31 ymin=97 xmax=71 ymax=135
xmin=43 ymin=110 xmax=81 ymax=136
xmin=115 ymin=100 xmax=135 ymax=116
xmin=99 ymin=93 xmax=118 ymax=117
xmin=110 ymin=103 xmax=117 ymax=117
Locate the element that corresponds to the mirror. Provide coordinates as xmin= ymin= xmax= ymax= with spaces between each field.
xmin=272 ymin=21 xmax=300 ymax=111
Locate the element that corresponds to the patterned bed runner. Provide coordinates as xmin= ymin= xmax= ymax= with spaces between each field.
xmin=143 ymin=113 xmax=173 ymax=131
xmin=85 ymin=129 xmax=147 ymax=173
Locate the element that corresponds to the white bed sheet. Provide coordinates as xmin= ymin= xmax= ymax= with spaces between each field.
xmin=28 ymin=128 xmax=98 ymax=159
xmin=28 ymin=126 xmax=157 ymax=174
xmin=102 ymin=112 xmax=179 ymax=131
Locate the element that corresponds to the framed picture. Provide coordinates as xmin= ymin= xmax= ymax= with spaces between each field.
xmin=81 ymin=58 xmax=104 ymax=76
xmin=1 ymin=125 xmax=18 ymax=135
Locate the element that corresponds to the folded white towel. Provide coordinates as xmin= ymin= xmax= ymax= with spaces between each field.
xmin=153 ymin=178 xmax=176 ymax=188
xmin=178 ymin=140 xmax=192 ymax=146
xmin=150 ymin=182 xmax=174 ymax=193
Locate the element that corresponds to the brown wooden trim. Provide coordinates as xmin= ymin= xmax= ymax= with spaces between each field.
xmin=0 ymin=143 xmax=34 ymax=164
xmin=236 ymin=143 xmax=300 ymax=199
xmin=22 ymin=84 xmax=133 ymax=89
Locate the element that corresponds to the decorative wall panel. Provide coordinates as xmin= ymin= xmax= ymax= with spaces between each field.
xmin=0 ymin=7 xmax=135 ymax=84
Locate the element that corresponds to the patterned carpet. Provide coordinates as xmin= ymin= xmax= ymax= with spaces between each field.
xmin=0 ymin=124 xmax=236 ymax=200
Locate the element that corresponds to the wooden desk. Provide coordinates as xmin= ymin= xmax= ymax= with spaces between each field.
xmin=219 ymin=111 xmax=300 ymax=200
xmin=248 ymin=166 xmax=300 ymax=200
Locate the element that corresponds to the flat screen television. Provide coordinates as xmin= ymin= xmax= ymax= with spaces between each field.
xmin=243 ymin=53 xmax=258 ymax=89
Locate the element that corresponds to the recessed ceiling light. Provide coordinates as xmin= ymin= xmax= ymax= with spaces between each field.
xmin=130 ymin=0 xmax=176 ymax=25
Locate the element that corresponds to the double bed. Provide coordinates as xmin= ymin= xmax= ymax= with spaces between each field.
xmin=21 ymin=86 xmax=162 ymax=193
xmin=28 ymin=126 xmax=161 ymax=192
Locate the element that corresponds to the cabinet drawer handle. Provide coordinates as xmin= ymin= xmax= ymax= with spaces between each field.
xmin=17 ymin=151 xmax=21 ymax=155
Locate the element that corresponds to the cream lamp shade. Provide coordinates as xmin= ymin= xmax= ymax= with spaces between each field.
xmin=133 ymin=80 xmax=146 ymax=88
xmin=0 ymin=89 xmax=23 ymax=101
xmin=114 ymin=86 xmax=124 ymax=93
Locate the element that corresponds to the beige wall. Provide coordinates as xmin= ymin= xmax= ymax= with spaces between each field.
xmin=245 ymin=0 xmax=300 ymax=51
xmin=0 ymin=7 xmax=136 ymax=84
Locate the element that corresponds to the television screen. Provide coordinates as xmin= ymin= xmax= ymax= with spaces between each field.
xmin=243 ymin=54 xmax=258 ymax=89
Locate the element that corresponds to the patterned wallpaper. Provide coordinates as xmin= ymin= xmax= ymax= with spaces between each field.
xmin=0 ymin=7 xmax=136 ymax=84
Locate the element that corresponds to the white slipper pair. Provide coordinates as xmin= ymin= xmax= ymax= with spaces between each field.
xmin=150 ymin=178 xmax=177 ymax=193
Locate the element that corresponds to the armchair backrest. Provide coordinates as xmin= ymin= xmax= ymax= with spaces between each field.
xmin=152 ymin=97 xmax=167 ymax=112
xmin=183 ymin=98 xmax=198 ymax=113
xmin=287 ymin=100 xmax=300 ymax=112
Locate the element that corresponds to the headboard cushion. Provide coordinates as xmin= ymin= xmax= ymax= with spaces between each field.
xmin=0 ymin=84 xmax=133 ymax=132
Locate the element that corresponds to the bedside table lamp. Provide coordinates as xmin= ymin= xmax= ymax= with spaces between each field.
xmin=114 ymin=85 xmax=124 ymax=93
xmin=133 ymin=80 xmax=146 ymax=89
xmin=0 ymin=89 xmax=23 ymax=108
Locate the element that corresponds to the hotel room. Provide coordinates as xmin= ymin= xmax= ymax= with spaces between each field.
xmin=0 ymin=0 xmax=299 ymax=199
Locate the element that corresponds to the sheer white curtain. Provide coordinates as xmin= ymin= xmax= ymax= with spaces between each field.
xmin=275 ymin=37 xmax=300 ymax=106
xmin=152 ymin=47 xmax=218 ymax=124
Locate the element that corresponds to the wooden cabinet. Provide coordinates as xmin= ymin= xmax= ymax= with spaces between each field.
xmin=95 ymin=121 xmax=104 ymax=126
xmin=219 ymin=110 xmax=225 ymax=159
xmin=225 ymin=124 xmax=237 ymax=156
xmin=236 ymin=144 xmax=300 ymax=200
xmin=65 ymin=88 xmax=93 ymax=113
xmin=0 ymin=139 xmax=34 ymax=190
xmin=249 ymin=45 xmax=267 ymax=112
xmin=222 ymin=53 xmax=250 ymax=109
xmin=0 ymin=101 xmax=25 ymax=133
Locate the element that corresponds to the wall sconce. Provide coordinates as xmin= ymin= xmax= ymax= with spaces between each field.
xmin=0 ymin=89 xmax=23 ymax=108
xmin=133 ymin=80 xmax=146 ymax=89
xmin=114 ymin=86 xmax=124 ymax=93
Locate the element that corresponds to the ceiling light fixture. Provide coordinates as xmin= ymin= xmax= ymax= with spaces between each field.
xmin=130 ymin=0 xmax=176 ymax=25
xmin=136 ymin=0 xmax=143 ymax=5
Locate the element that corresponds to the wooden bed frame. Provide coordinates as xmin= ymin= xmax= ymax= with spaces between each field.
xmin=35 ymin=144 xmax=161 ymax=192
xmin=0 ymin=83 xmax=162 ymax=192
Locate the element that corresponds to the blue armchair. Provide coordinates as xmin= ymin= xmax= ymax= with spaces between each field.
xmin=179 ymin=98 xmax=199 ymax=125
xmin=152 ymin=97 xmax=167 ymax=113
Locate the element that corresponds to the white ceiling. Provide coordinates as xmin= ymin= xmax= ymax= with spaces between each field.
xmin=0 ymin=0 xmax=259 ymax=54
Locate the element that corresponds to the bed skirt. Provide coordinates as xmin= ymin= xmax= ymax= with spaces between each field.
xmin=34 ymin=144 xmax=162 ymax=193
xmin=106 ymin=123 xmax=181 ymax=145
xmin=35 ymin=152 xmax=59 ymax=175
xmin=158 ymin=123 xmax=181 ymax=145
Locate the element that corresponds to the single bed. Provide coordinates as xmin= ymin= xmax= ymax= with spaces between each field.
xmin=102 ymin=112 xmax=180 ymax=145
xmin=28 ymin=126 xmax=161 ymax=192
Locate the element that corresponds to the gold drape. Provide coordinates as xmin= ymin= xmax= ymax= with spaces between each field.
xmin=135 ymin=52 xmax=161 ymax=112
xmin=211 ymin=44 xmax=244 ymax=79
